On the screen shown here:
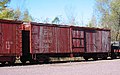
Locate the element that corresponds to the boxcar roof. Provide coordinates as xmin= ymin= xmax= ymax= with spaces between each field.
xmin=0 ymin=19 xmax=110 ymax=31
xmin=71 ymin=26 xmax=110 ymax=31
xmin=30 ymin=22 xmax=110 ymax=31
xmin=0 ymin=19 xmax=23 ymax=24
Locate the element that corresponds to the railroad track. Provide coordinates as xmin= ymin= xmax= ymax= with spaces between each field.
xmin=0 ymin=57 xmax=119 ymax=67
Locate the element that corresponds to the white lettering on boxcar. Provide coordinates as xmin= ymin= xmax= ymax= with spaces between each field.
xmin=39 ymin=28 xmax=53 ymax=52
xmin=6 ymin=41 xmax=13 ymax=50
xmin=43 ymin=29 xmax=53 ymax=45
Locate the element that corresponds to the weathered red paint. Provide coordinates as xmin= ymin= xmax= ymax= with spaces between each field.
xmin=31 ymin=25 xmax=57 ymax=53
xmin=28 ymin=23 xmax=71 ymax=54
xmin=24 ymin=23 xmax=111 ymax=55
xmin=0 ymin=19 xmax=112 ymax=63
xmin=71 ymin=26 xmax=110 ymax=53
xmin=85 ymin=29 xmax=111 ymax=53
xmin=71 ymin=27 xmax=85 ymax=53
xmin=57 ymin=26 xmax=71 ymax=53
xmin=86 ymin=30 xmax=97 ymax=52
xmin=0 ymin=19 xmax=23 ymax=56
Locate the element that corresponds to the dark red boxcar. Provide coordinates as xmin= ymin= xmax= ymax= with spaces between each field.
xmin=26 ymin=23 xmax=72 ymax=54
xmin=0 ymin=19 xmax=23 ymax=63
xmin=71 ymin=26 xmax=111 ymax=60
xmin=85 ymin=28 xmax=111 ymax=53
xmin=23 ymin=22 xmax=111 ymax=61
xmin=22 ymin=23 xmax=73 ymax=62
xmin=71 ymin=26 xmax=110 ymax=53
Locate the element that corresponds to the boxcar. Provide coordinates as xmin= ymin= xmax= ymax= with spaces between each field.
xmin=22 ymin=22 xmax=111 ymax=62
xmin=0 ymin=19 xmax=23 ymax=64
xmin=22 ymin=22 xmax=72 ymax=63
xmin=71 ymin=27 xmax=111 ymax=60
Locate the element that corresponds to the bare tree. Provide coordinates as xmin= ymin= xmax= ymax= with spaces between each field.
xmin=64 ymin=6 xmax=77 ymax=25
xmin=87 ymin=14 xmax=97 ymax=27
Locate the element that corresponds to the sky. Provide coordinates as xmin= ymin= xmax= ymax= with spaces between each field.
xmin=9 ymin=0 xmax=95 ymax=26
